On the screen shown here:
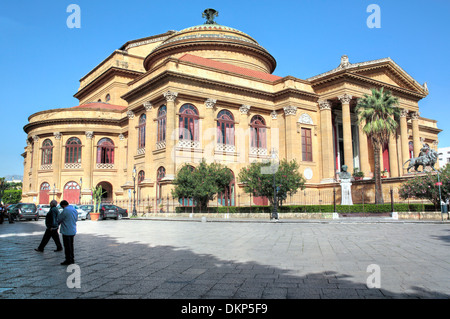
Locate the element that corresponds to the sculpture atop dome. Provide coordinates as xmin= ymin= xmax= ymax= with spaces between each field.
xmin=202 ymin=8 xmax=218 ymax=25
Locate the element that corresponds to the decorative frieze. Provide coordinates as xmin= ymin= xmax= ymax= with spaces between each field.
xmin=318 ymin=100 xmax=332 ymax=111
xmin=137 ymin=147 xmax=145 ymax=155
xmin=283 ymin=106 xmax=297 ymax=116
xmin=164 ymin=91 xmax=178 ymax=102
xmin=338 ymin=94 xmax=352 ymax=104
xmin=239 ymin=105 xmax=251 ymax=115
xmin=205 ymin=98 xmax=217 ymax=109
xmin=40 ymin=164 xmax=53 ymax=170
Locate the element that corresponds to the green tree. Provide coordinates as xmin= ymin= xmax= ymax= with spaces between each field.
xmin=355 ymin=87 xmax=400 ymax=204
xmin=238 ymin=159 xmax=306 ymax=206
xmin=0 ymin=178 xmax=8 ymax=204
xmin=172 ymin=160 xmax=234 ymax=212
xmin=2 ymin=190 xmax=22 ymax=204
xmin=399 ymin=165 xmax=450 ymax=207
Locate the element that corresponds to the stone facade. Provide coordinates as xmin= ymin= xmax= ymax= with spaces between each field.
xmin=21 ymin=12 xmax=441 ymax=205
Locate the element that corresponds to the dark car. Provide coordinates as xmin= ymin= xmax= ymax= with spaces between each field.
xmin=80 ymin=204 xmax=120 ymax=220
xmin=10 ymin=203 xmax=38 ymax=221
xmin=109 ymin=205 xmax=128 ymax=219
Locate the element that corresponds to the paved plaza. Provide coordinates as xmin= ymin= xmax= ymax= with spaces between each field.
xmin=0 ymin=218 xmax=449 ymax=299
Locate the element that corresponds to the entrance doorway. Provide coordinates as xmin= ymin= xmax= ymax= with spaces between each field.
xmin=96 ymin=182 xmax=113 ymax=203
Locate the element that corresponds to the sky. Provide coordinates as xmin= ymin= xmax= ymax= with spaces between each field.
xmin=0 ymin=0 xmax=449 ymax=178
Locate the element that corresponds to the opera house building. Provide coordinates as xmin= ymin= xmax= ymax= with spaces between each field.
xmin=21 ymin=10 xmax=441 ymax=207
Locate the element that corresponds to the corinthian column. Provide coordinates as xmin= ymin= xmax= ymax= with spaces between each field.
xmin=388 ymin=117 xmax=399 ymax=177
xmin=319 ymin=100 xmax=335 ymax=182
xmin=53 ymin=132 xmax=62 ymax=192
xmin=163 ymin=91 xmax=178 ymax=180
xmin=83 ymin=131 xmax=94 ymax=193
xmin=411 ymin=111 xmax=421 ymax=157
xmin=283 ymin=105 xmax=297 ymax=161
xmin=399 ymin=109 xmax=409 ymax=175
xmin=339 ymin=94 xmax=354 ymax=174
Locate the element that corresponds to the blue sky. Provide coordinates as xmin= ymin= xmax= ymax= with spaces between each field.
xmin=0 ymin=0 xmax=449 ymax=177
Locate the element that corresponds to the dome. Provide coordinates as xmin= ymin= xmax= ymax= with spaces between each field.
xmin=143 ymin=10 xmax=277 ymax=74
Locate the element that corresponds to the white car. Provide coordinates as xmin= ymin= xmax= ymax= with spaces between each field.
xmin=56 ymin=204 xmax=88 ymax=220
xmin=37 ymin=204 xmax=51 ymax=217
xmin=73 ymin=205 xmax=88 ymax=220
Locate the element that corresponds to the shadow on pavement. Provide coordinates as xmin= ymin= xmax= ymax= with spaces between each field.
xmin=0 ymin=221 xmax=448 ymax=300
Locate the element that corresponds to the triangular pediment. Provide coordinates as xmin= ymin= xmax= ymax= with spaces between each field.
xmin=308 ymin=56 xmax=428 ymax=97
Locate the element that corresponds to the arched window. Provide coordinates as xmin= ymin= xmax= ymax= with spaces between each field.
xmin=41 ymin=139 xmax=53 ymax=165
xmin=105 ymin=94 xmax=110 ymax=102
xmin=138 ymin=114 xmax=146 ymax=149
xmin=157 ymin=105 xmax=167 ymax=142
xmin=156 ymin=167 xmax=165 ymax=203
xmin=179 ymin=104 xmax=199 ymax=141
xmin=250 ymin=115 xmax=266 ymax=149
xmin=65 ymin=137 xmax=82 ymax=163
xmin=97 ymin=138 xmax=115 ymax=164
xmin=217 ymin=110 xmax=235 ymax=145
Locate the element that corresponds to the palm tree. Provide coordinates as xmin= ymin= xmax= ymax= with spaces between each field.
xmin=355 ymin=87 xmax=400 ymax=204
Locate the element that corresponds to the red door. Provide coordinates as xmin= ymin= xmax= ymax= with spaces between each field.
xmin=63 ymin=181 xmax=80 ymax=205
xmin=39 ymin=182 xmax=50 ymax=204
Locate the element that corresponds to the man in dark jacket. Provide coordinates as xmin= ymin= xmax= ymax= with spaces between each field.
xmin=35 ymin=200 xmax=63 ymax=252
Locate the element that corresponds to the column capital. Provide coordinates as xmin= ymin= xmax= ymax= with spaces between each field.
xmin=205 ymin=98 xmax=217 ymax=109
xmin=400 ymin=109 xmax=409 ymax=118
xmin=338 ymin=94 xmax=352 ymax=104
xmin=283 ymin=105 xmax=297 ymax=116
xmin=411 ymin=111 xmax=420 ymax=120
xmin=53 ymin=132 xmax=62 ymax=140
xmin=239 ymin=105 xmax=251 ymax=115
xmin=163 ymin=91 xmax=178 ymax=102
xmin=32 ymin=135 xmax=39 ymax=143
xmin=85 ymin=131 xmax=94 ymax=139
xmin=119 ymin=133 xmax=125 ymax=141
xmin=318 ymin=100 xmax=332 ymax=111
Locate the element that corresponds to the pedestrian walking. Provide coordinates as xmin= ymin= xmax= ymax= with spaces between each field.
xmin=35 ymin=200 xmax=63 ymax=252
xmin=0 ymin=204 xmax=5 ymax=224
xmin=57 ymin=200 xmax=78 ymax=265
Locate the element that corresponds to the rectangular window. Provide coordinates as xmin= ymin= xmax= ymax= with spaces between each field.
xmin=301 ymin=128 xmax=312 ymax=162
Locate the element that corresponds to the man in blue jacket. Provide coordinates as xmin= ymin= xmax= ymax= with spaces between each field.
xmin=58 ymin=200 xmax=78 ymax=265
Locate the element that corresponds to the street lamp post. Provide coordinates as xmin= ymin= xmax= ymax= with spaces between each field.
xmin=132 ymin=165 xmax=137 ymax=217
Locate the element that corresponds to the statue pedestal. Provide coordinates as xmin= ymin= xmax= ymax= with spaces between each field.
xmin=340 ymin=179 xmax=353 ymax=205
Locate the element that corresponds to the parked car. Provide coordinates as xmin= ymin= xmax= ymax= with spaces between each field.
xmin=79 ymin=204 xmax=120 ymax=220
xmin=37 ymin=204 xmax=51 ymax=217
xmin=56 ymin=204 xmax=88 ymax=220
xmin=109 ymin=205 xmax=128 ymax=219
xmin=10 ymin=203 xmax=38 ymax=221
xmin=5 ymin=204 xmax=17 ymax=219
xmin=73 ymin=205 xmax=88 ymax=221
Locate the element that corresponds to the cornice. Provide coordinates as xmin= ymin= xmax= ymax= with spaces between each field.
xmin=23 ymin=118 xmax=123 ymax=134
xmin=143 ymin=40 xmax=276 ymax=73
xmin=311 ymin=71 xmax=426 ymax=101
xmin=74 ymin=67 xmax=143 ymax=100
